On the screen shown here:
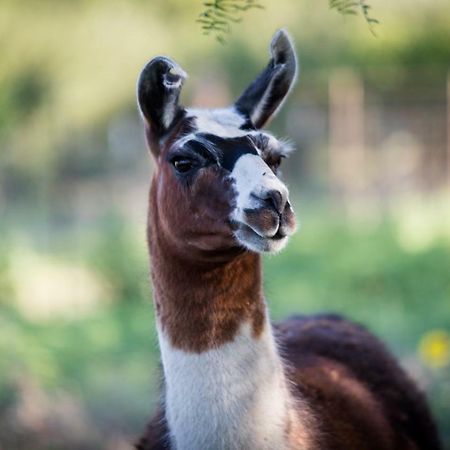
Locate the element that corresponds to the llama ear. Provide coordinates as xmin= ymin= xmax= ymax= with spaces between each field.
xmin=234 ymin=30 xmax=298 ymax=129
xmin=137 ymin=56 xmax=187 ymax=154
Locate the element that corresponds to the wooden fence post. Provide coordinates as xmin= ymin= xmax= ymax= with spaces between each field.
xmin=328 ymin=69 xmax=366 ymax=195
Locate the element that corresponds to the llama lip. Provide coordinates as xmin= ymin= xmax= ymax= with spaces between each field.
xmin=233 ymin=215 xmax=290 ymax=240
xmin=232 ymin=221 xmax=290 ymax=253
xmin=271 ymin=229 xmax=287 ymax=240
xmin=232 ymin=220 xmax=281 ymax=239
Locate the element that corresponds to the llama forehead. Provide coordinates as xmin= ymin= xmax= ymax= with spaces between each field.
xmin=187 ymin=107 xmax=250 ymax=138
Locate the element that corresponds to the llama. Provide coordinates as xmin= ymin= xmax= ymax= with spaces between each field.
xmin=135 ymin=30 xmax=441 ymax=450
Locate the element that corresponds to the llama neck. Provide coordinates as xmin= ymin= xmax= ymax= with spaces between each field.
xmin=151 ymin=244 xmax=266 ymax=352
xmin=158 ymin=318 xmax=295 ymax=450
xmin=150 ymin=235 xmax=308 ymax=450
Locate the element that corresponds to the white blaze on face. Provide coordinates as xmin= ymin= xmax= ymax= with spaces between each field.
xmin=230 ymin=153 xmax=289 ymax=224
xmin=189 ymin=107 xmax=248 ymax=138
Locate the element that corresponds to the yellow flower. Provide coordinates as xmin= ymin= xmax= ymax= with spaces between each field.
xmin=419 ymin=330 xmax=450 ymax=369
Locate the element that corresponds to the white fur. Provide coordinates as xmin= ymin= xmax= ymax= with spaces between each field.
xmin=162 ymin=65 xmax=187 ymax=129
xmin=162 ymin=102 xmax=176 ymax=130
xmin=230 ymin=153 xmax=288 ymax=230
xmin=250 ymin=77 xmax=274 ymax=127
xmin=164 ymin=64 xmax=187 ymax=86
xmin=188 ymin=107 xmax=248 ymax=138
xmin=158 ymin=321 xmax=294 ymax=450
xmin=173 ymin=107 xmax=248 ymax=149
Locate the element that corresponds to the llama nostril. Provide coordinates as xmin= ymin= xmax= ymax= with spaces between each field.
xmin=264 ymin=190 xmax=287 ymax=214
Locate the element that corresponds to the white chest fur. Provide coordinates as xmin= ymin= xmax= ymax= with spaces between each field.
xmin=157 ymin=321 xmax=293 ymax=450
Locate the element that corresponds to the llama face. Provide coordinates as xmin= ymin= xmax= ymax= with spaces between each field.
xmin=137 ymin=30 xmax=298 ymax=255
xmin=162 ymin=124 xmax=296 ymax=253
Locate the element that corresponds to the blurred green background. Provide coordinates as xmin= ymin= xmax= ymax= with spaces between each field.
xmin=1 ymin=0 xmax=450 ymax=449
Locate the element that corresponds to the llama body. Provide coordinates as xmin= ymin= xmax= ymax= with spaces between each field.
xmin=135 ymin=30 xmax=441 ymax=450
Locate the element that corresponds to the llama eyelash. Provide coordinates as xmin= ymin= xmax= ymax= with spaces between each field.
xmin=279 ymin=137 xmax=295 ymax=157
xmin=185 ymin=139 xmax=219 ymax=164
xmin=249 ymin=133 xmax=294 ymax=160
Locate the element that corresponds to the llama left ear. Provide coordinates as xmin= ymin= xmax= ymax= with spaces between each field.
xmin=137 ymin=56 xmax=187 ymax=155
xmin=234 ymin=29 xmax=298 ymax=129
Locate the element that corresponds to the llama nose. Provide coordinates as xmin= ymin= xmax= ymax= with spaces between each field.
xmin=263 ymin=189 xmax=287 ymax=214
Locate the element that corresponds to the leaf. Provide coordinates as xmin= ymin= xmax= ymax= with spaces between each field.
xmin=197 ymin=0 xmax=264 ymax=43
xmin=329 ymin=0 xmax=379 ymax=35
xmin=197 ymin=0 xmax=379 ymax=43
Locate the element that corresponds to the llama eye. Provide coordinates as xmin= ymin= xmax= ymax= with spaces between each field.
xmin=172 ymin=158 xmax=194 ymax=173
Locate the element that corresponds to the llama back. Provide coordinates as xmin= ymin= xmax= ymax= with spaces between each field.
xmin=277 ymin=314 xmax=442 ymax=450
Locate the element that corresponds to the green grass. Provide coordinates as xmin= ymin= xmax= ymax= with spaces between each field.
xmin=265 ymin=216 xmax=450 ymax=348
xmin=0 ymin=302 xmax=159 ymax=447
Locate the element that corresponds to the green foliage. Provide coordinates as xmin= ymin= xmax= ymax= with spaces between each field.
xmin=197 ymin=0 xmax=378 ymax=43
xmin=0 ymin=68 xmax=48 ymax=132
xmin=197 ymin=0 xmax=264 ymax=44
xmin=87 ymin=214 xmax=149 ymax=304
xmin=265 ymin=216 xmax=450 ymax=342
xmin=0 ymin=236 xmax=14 ymax=307
xmin=0 ymin=301 xmax=158 ymax=448
xmin=329 ymin=0 xmax=379 ymax=34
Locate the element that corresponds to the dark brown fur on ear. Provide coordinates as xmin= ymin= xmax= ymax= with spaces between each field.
xmin=137 ymin=57 xmax=187 ymax=155
xmin=235 ymin=29 xmax=298 ymax=129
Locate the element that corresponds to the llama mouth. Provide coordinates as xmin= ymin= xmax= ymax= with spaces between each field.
xmin=232 ymin=221 xmax=289 ymax=253
xmin=271 ymin=229 xmax=287 ymax=240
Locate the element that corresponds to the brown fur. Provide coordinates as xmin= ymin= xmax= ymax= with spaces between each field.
xmin=280 ymin=315 xmax=441 ymax=450
xmin=148 ymin=164 xmax=266 ymax=352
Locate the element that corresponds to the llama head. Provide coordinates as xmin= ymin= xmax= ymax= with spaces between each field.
xmin=137 ymin=30 xmax=298 ymax=256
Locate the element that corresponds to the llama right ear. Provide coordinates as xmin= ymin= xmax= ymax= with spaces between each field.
xmin=234 ymin=30 xmax=298 ymax=129
xmin=137 ymin=56 xmax=187 ymax=155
